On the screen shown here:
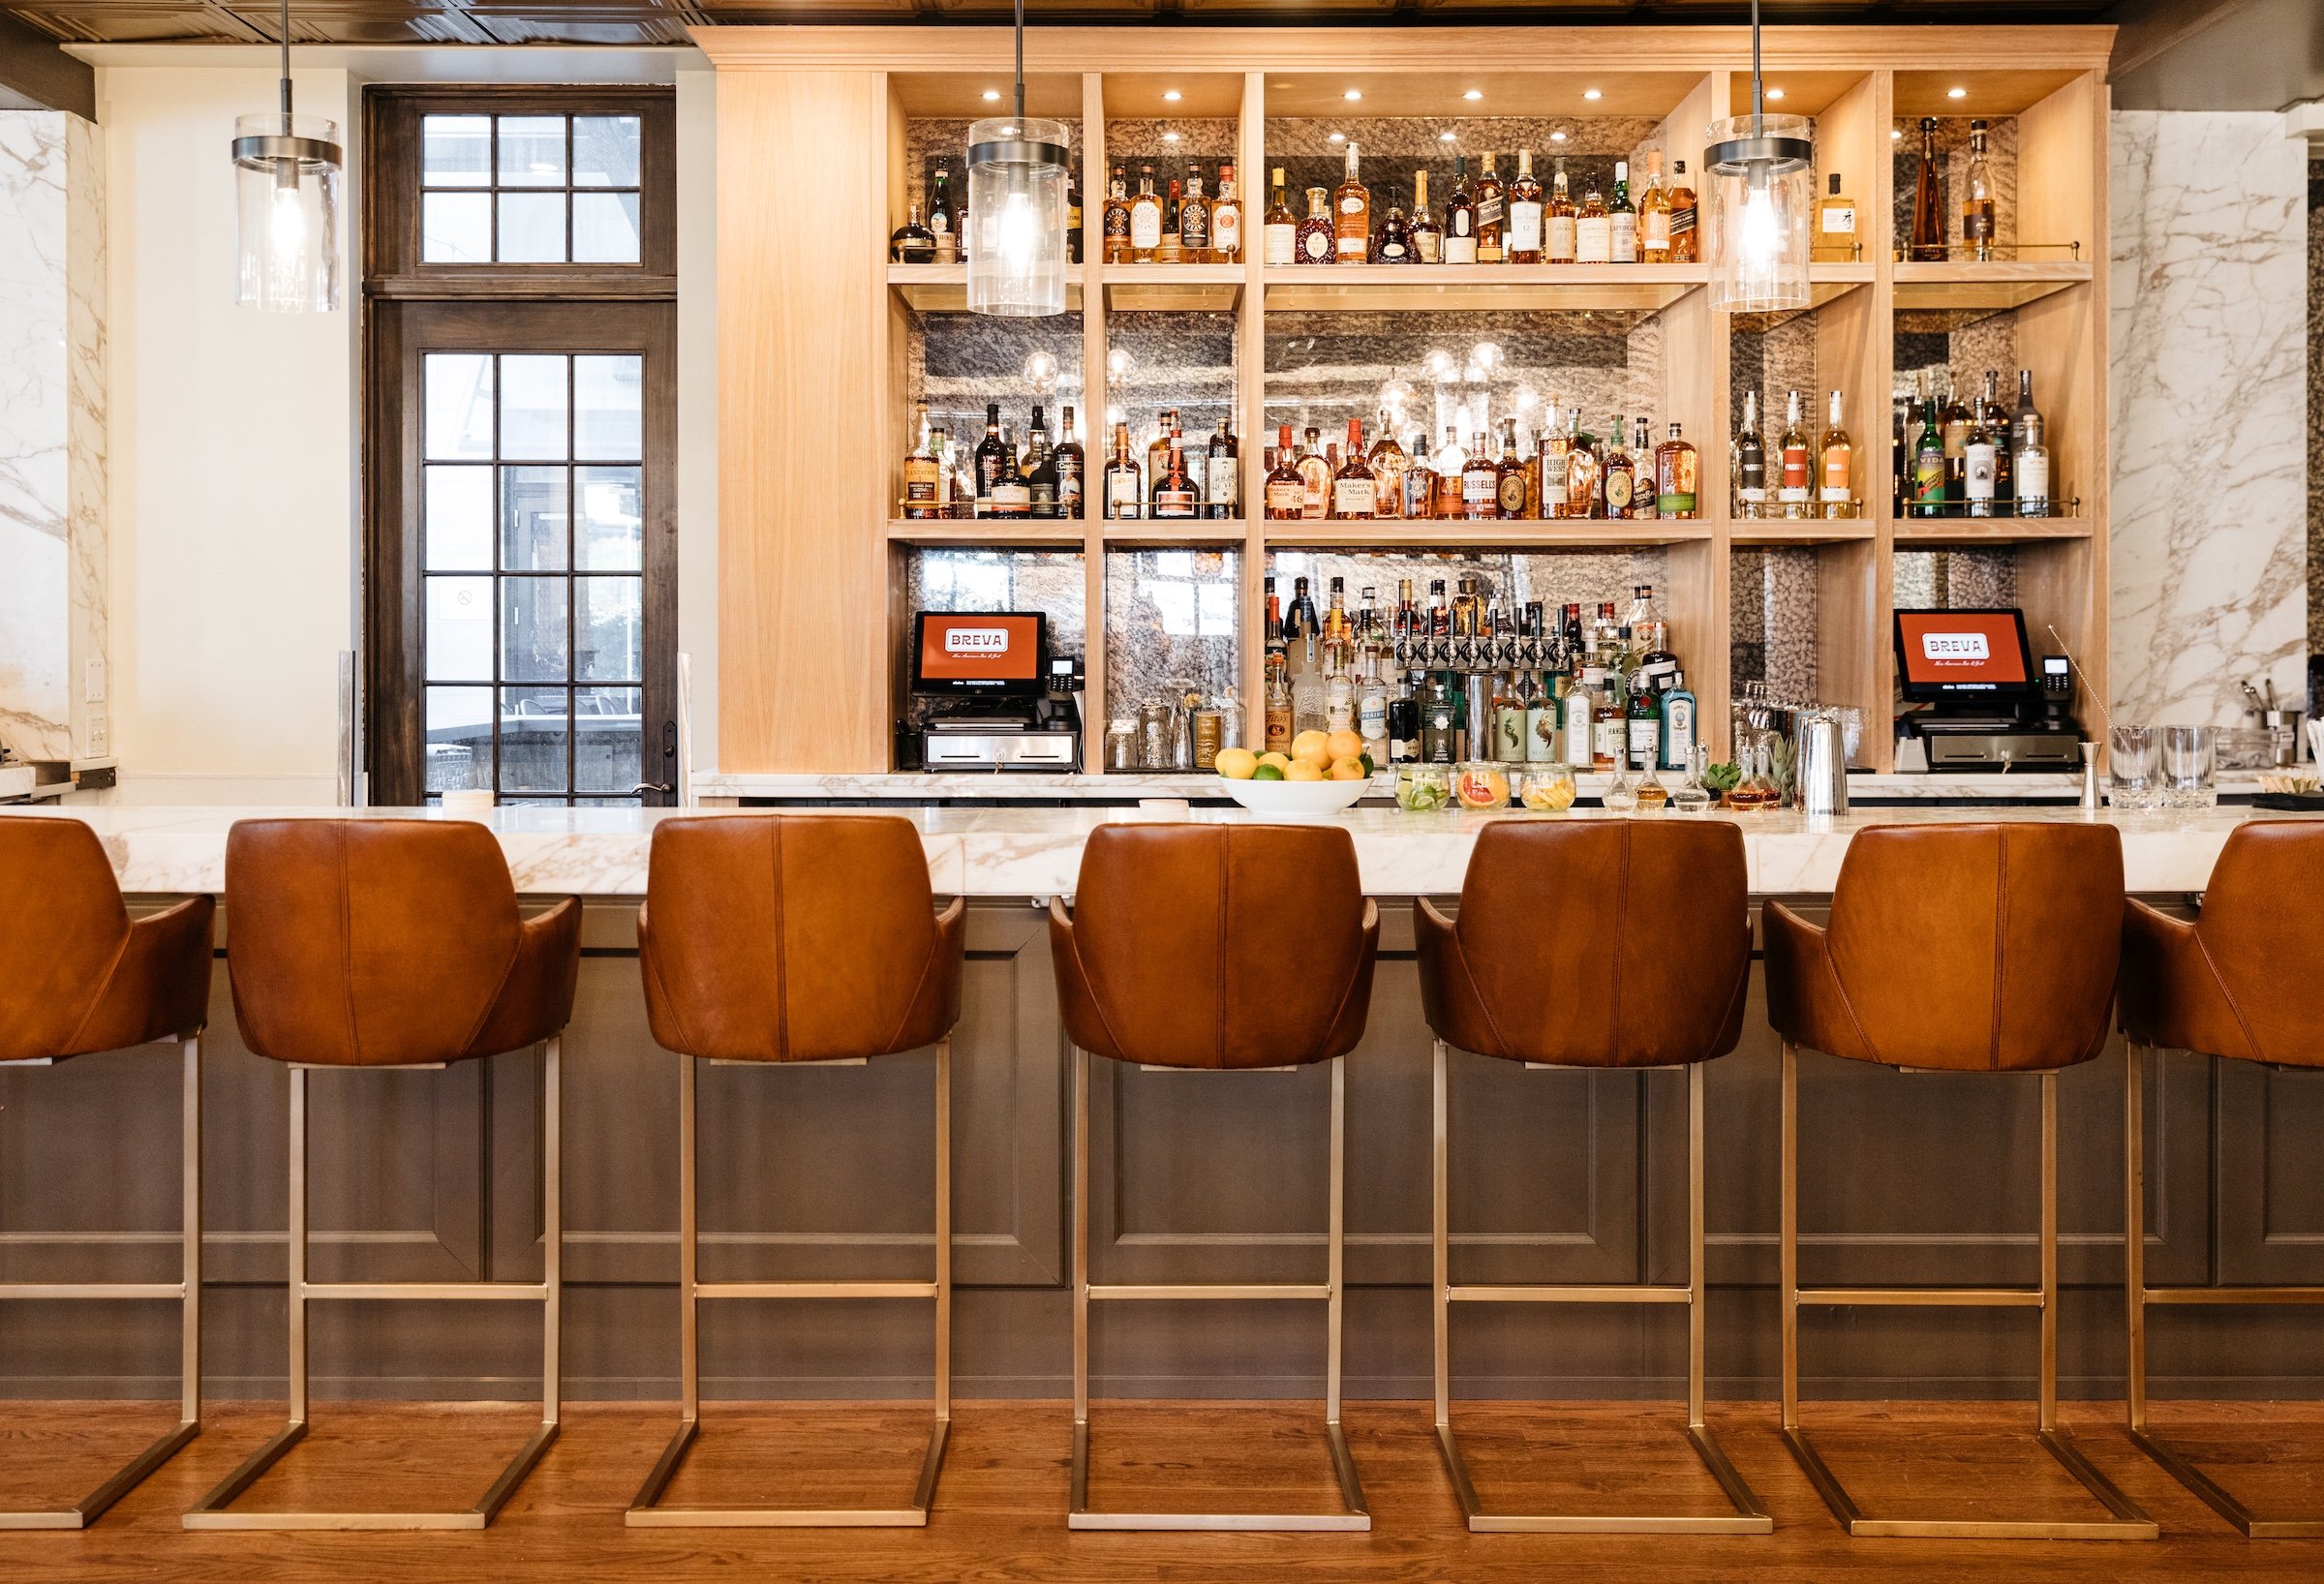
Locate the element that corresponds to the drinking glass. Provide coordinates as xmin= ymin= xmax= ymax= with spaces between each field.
xmin=2108 ymin=725 xmax=2159 ymax=810
xmin=2159 ymin=725 xmax=2217 ymax=808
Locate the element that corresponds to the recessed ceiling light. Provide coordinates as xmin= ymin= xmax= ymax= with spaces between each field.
xmin=1344 ymin=90 xmax=1362 ymax=102
xmin=1439 ymin=131 xmax=1457 ymax=142
xmin=1462 ymin=89 xmax=1483 ymax=102
xmin=1947 ymin=87 xmax=1968 ymax=100
xmin=1328 ymin=132 xmax=1346 ymax=143
xmin=1163 ymin=90 xmax=1181 ymax=103
xmin=1163 ymin=131 xmax=1180 ymax=142
xmin=1582 ymin=89 xmax=1602 ymax=102
xmin=1549 ymin=130 xmax=1568 ymax=143
xmin=1766 ymin=88 xmax=1786 ymax=102
xmin=981 ymin=89 xmax=1000 ymax=102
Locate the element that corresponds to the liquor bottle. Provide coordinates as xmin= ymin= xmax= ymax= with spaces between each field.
xmin=1427 ymin=577 xmax=1452 ymax=638
xmin=1668 ymin=160 xmax=1697 ymax=262
xmin=1443 ymin=157 xmax=1478 ymax=264
xmin=929 ymin=166 xmax=957 ymax=262
xmin=1330 ymin=417 xmax=1377 ymax=518
xmin=1962 ymin=120 xmax=1996 ymax=261
xmin=1287 ymin=574 xmax=1320 ymax=643
xmin=1151 ymin=431 xmax=1198 ymax=518
xmin=1295 ymin=187 xmax=1335 ymax=265
xmin=1910 ymin=118 xmax=1944 ymax=261
xmin=1264 ymin=649 xmax=1293 ymax=755
xmin=1264 ymin=424 xmax=1304 ymax=519
xmin=1373 ymin=204 xmax=1414 ymax=263
xmin=1733 ymin=389 xmax=1766 ymax=516
xmin=1460 ymin=432 xmax=1499 ymax=519
xmin=1941 ymin=380 xmax=1972 ymax=493
xmin=1626 ymin=670 xmax=1662 ymax=772
xmin=1211 ymin=160 xmax=1241 ymax=262
xmin=1067 ymin=171 xmax=1083 ymax=265
xmin=1178 ymin=164 xmax=1211 ymax=260
xmin=1147 ymin=408 xmax=1179 ymax=491
xmin=1637 ymin=152 xmax=1671 ymax=264
xmin=902 ymin=402 xmax=943 ymax=517
xmin=1473 ymin=152 xmax=1505 ymax=263
xmin=1102 ymin=421 xmax=1142 ymax=520
xmin=1978 ymin=370 xmax=2013 ymax=508
xmin=1130 ymin=165 xmax=1163 ymax=262
xmin=1655 ymin=421 xmax=1698 ymax=518
xmin=1540 ymin=416 xmax=1572 ymax=518
xmin=1206 ymin=419 xmax=1239 ymax=519
xmin=1817 ymin=389 xmax=1851 ymax=517
xmin=1356 ymin=636 xmax=1390 ymax=763
xmin=889 ymin=200 xmax=935 ymax=263
xmin=1367 ymin=416 xmax=1410 ymax=519
xmin=1891 ymin=398 xmax=1908 ymax=518
xmin=1507 ymin=149 xmax=1544 ymax=263
xmin=1410 ymin=170 xmax=1442 ymax=263
xmin=2014 ymin=407 xmax=2052 ymax=518
xmin=973 ymin=401 xmax=1010 ymax=517
xmin=1024 ymin=406 xmax=1059 ymax=518
xmin=1659 ymin=671 xmax=1697 ymax=773
xmin=991 ymin=434 xmax=1031 ymax=520
xmin=1575 ymin=171 xmax=1611 ymax=263
xmin=1963 ymin=403 xmax=1998 ymax=518
xmin=1424 ymin=429 xmax=1457 ymax=518
xmin=1911 ymin=389 xmax=1947 ymax=516
xmin=1592 ymin=648 xmax=1624 ymax=772
xmin=1608 ymin=160 xmax=1637 ymax=263
xmin=1495 ymin=419 xmax=1529 ymax=518
xmin=1333 ymin=141 xmax=1371 ymax=262
xmin=1053 ymin=406 xmax=1084 ymax=518
xmin=1102 ymin=165 xmax=1131 ymax=264
xmin=1813 ymin=172 xmax=1857 ymax=262
xmin=1565 ymin=411 xmax=1600 ymax=518
xmin=1629 ymin=416 xmax=1658 ymax=519
xmin=1263 ymin=168 xmax=1297 ymax=264
xmin=1628 ymin=584 xmax=1673 ymax=686
xmin=1298 ymin=425 xmax=1333 ymax=518
xmin=1156 ymin=180 xmax=1184 ymax=264
xmin=1545 ymin=158 xmax=1577 ymax=263
xmin=1401 ymin=437 xmax=1435 ymax=518
xmin=1602 ymin=414 xmax=1634 ymax=519
xmin=1776 ymin=389 xmax=1811 ymax=516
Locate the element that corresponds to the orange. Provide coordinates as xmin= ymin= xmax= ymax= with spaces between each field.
xmin=1284 ymin=758 xmax=1326 ymax=782
xmin=1326 ymin=729 xmax=1363 ymax=763
xmin=1328 ymin=756 xmax=1367 ymax=782
xmin=1290 ymin=729 xmax=1332 ymax=767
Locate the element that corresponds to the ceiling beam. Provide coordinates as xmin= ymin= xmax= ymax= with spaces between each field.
xmin=0 ymin=8 xmax=92 ymax=118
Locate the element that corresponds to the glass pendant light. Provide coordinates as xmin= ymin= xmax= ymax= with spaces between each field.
xmin=965 ymin=0 xmax=1071 ymax=317
xmin=232 ymin=0 xmax=341 ymax=312
xmin=1702 ymin=0 xmax=1814 ymax=313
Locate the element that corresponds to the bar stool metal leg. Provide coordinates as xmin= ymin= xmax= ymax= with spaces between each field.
xmin=0 ymin=1034 xmax=203 ymax=1530
xmin=2124 ymin=1040 xmax=2324 ymax=1538
xmin=183 ymin=1039 xmax=563 ymax=1532
xmin=627 ymin=1038 xmax=953 ymax=1528
xmin=1430 ymin=1042 xmax=1770 ymax=1534
xmin=1067 ymin=1047 xmax=1369 ymax=1532
xmin=1778 ymin=1041 xmax=2156 ymax=1540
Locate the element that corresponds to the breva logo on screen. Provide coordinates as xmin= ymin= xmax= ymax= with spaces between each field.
xmin=943 ymin=626 xmax=1012 ymax=656
xmin=1920 ymin=630 xmax=1992 ymax=663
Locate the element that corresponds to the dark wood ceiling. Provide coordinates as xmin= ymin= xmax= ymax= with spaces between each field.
xmin=0 ymin=0 xmax=2119 ymax=50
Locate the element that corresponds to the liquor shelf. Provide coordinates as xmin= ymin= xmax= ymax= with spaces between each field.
xmin=1260 ymin=262 xmax=1707 ymax=315
xmin=1891 ymin=259 xmax=2093 ymax=311
xmin=887 ymin=260 xmax=1087 ymax=313
xmin=1893 ymin=514 xmax=2095 ymax=543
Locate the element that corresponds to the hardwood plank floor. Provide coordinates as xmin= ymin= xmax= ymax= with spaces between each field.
xmin=3 ymin=1399 xmax=2322 ymax=1579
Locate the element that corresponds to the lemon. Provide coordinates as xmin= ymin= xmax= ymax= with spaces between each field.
xmin=1251 ymin=763 xmax=1285 ymax=781
xmin=1258 ymin=751 xmax=1293 ymax=773
xmin=1284 ymin=758 xmax=1326 ymax=782
xmin=1215 ymin=746 xmax=1259 ymax=780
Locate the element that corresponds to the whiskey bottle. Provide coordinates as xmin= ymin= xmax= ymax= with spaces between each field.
xmin=1024 ymin=407 xmax=1059 ymax=518
xmin=1575 ymin=172 xmax=1611 ymax=263
xmin=1102 ymin=164 xmax=1131 ymax=264
xmin=1102 ymin=421 xmax=1142 ymax=520
xmin=1205 ymin=419 xmax=1238 ymax=520
xmin=1733 ymin=390 xmax=1766 ymax=517
xmin=929 ymin=166 xmax=958 ymax=263
xmin=902 ymin=402 xmax=943 ymax=518
xmin=1813 ymin=172 xmax=1857 ymax=262
xmin=1667 ymin=160 xmax=1697 ymax=263
xmin=1545 ymin=159 xmax=1577 ymax=264
xmin=1817 ymin=389 xmax=1851 ymax=517
xmin=1401 ymin=438 xmax=1435 ymax=519
xmin=1629 ymin=417 xmax=1658 ymax=519
xmin=1565 ymin=410 xmax=1600 ymax=517
xmin=1609 ymin=161 xmax=1637 ymax=263
xmin=1443 ymin=157 xmax=1478 ymax=264
xmin=1654 ymin=422 xmax=1698 ymax=518
xmin=1264 ymin=649 xmax=1293 ymax=755
xmin=1057 ymin=405 xmax=1086 ymax=519
xmin=1295 ymin=187 xmax=1335 ymax=265
xmin=1777 ymin=389 xmax=1812 ymax=516
xmin=890 ymin=200 xmax=935 ymax=264
xmin=1211 ymin=160 xmax=1241 ymax=262
xmin=1495 ymin=419 xmax=1529 ymax=517
xmin=973 ymin=402 xmax=1010 ymax=517
xmin=1155 ymin=180 xmax=1184 ymax=264
xmin=1474 ymin=152 xmax=1505 ymax=263
xmin=1962 ymin=120 xmax=1996 ymax=261
xmin=1540 ymin=415 xmax=1572 ymax=518
xmin=1941 ymin=380 xmax=1972 ymax=492
xmin=1430 ymin=429 xmax=1463 ymax=518
xmin=1910 ymin=118 xmax=1944 ymax=261
xmin=1263 ymin=168 xmax=1297 ymax=264
xmin=1178 ymin=164 xmax=1211 ymax=260
xmin=1978 ymin=370 xmax=2012 ymax=508
xmin=1461 ymin=432 xmax=1499 ymax=519
xmin=1129 ymin=165 xmax=1163 ymax=262
xmin=1637 ymin=152 xmax=1671 ymax=263
xmin=1332 ymin=142 xmax=1371 ymax=261
xmin=1602 ymin=414 xmax=1634 ymax=519
xmin=1373 ymin=204 xmax=1414 ymax=263
xmin=1151 ymin=431 xmax=1199 ymax=519
xmin=1264 ymin=425 xmax=1304 ymax=518
xmin=1330 ymin=417 xmax=1377 ymax=518
xmin=1297 ymin=426 xmax=1333 ymax=518
xmin=1507 ymin=150 xmax=1544 ymax=263
xmin=1367 ymin=415 xmax=1410 ymax=519
xmin=1147 ymin=409 xmax=1178 ymax=492
xmin=1410 ymin=170 xmax=1443 ymax=263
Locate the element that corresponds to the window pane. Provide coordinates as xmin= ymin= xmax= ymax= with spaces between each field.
xmin=503 ymin=576 xmax=569 ymax=682
xmin=574 ymin=355 xmax=642 ymax=461
xmin=425 ymin=575 xmax=494 ymax=682
xmin=500 ymin=687 xmax=570 ymax=793
xmin=571 ymin=192 xmax=641 ymax=264
xmin=500 ymin=465 xmax=568 ymax=571
xmin=497 ymin=115 xmax=566 ymax=187
xmin=574 ymin=685 xmax=641 ymax=793
xmin=497 ymin=193 xmax=566 ymax=263
xmin=421 ymin=192 xmax=492 ymax=263
xmin=577 ymin=576 xmax=642 ymax=683
xmin=424 ymin=686 xmax=493 ymax=792
xmin=421 ymin=115 xmax=491 ymax=186
xmin=423 ymin=354 xmax=494 ymax=460
xmin=424 ymin=465 xmax=494 ymax=570
xmin=576 ymin=466 xmax=642 ymax=569
xmin=571 ymin=116 xmax=640 ymax=187
xmin=499 ymin=354 xmax=567 ymax=460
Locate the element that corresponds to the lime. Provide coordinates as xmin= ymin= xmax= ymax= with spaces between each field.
xmin=1252 ymin=763 xmax=1285 ymax=781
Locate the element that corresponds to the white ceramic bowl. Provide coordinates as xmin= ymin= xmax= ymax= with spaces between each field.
xmin=1216 ymin=776 xmax=1370 ymax=815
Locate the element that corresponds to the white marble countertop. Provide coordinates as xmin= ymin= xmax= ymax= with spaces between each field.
xmin=8 ymin=802 xmax=2308 ymax=899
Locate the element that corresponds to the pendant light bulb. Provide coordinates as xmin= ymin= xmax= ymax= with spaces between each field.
xmin=964 ymin=0 xmax=1071 ymax=317
xmin=1702 ymin=0 xmax=1813 ymax=312
xmin=232 ymin=0 xmax=342 ymax=312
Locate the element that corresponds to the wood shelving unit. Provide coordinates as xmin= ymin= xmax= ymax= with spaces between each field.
xmin=697 ymin=24 xmax=2113 ymax=776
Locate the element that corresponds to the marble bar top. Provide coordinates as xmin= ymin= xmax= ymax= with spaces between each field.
xmin=7 ymin=803 xmax=2308 ymax=900
xmin=695 ymin=769 xmax=2118 ymax=804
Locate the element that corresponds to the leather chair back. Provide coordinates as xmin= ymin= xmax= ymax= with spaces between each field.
xmin=226 ymin=818 xmax=578 ymax=1067
xmin=0 ymin=818 xmax=213 ymax=1061
xmin=1767 ymin=822 xmax=2123 ymax=1072
xmin=639 ymin=814 xmax=964 ymax=1063
xmin=1050 ymin=822 xmax=1380 ymax=1069
xmin=1418 ymin=820 xmax=1750 ymax=1067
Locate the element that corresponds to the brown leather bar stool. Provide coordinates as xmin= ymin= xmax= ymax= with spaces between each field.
xmin=184 ymin=818 xmax=579 ymax=1532
xmin=0 ymin=819 xmax=212 ymax=1529
xmin=625 ymin=813 xmax=964 ymax=1528
xmin=1050 ymin=821 xmax=1379 ymax=1531
xmin=1416 ymin=819 xmax=1771 ymax=1535
xmin=1765 ymin=821 xmax=2156 ymax=1540
xmin=2121 ymin=819 xmax=2324 ymax=1538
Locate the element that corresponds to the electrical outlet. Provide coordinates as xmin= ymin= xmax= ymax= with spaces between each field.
xmin=84 ymin=656 xmax=105 ymax=703
xmin=85 ymin=713 xmax=107 ymax=757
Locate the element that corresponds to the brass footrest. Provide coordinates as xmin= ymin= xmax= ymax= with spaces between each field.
xmin=625 ymin=1413 xmax=950 ymax=1528
xmin=0 ymin=1417 xmax=199 ymax=1531
xmin=182 ymin=1417 xmax=559 ymax=1532
xmin=1067 ymin=1415 xmax=1371 ymax=1532
xmin=1435 ymin=1416 xmax=1772 ymax=1536
xmin=1782 ymin=1422 xmax=2158 ymax=1541
xmin=2130 ymin=1428 xmax=2324 ymax=1539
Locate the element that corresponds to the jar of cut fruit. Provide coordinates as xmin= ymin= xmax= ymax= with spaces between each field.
xmin=1452 ymin=761 xmax=1511 ymax=809
xmin=1515 ymin=765 xmax=1578 ymax=811
xmin=1394 ymin=764 xmax=1453 ymax=811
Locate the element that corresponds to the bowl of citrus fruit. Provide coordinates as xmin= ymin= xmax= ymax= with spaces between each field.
xmin=1212 ymin=729 xmax=1374 ymax=815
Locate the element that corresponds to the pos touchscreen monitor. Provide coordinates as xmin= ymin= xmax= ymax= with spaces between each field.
xmin=1893 ymin=608 xmax=2036 ymax=703
xmin=911 ymin=611 xmax=1048 ymax=697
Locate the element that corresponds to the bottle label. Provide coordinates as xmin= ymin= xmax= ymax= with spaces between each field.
xmin=1110 ymin=472 xmax=1141 ymax=505
xmin=1029 ymin=481 xmax=1057 ymax=515
xmin=1103 ymin=206 xmax=1128 ymax=242
xmin=2015 ymin=452 xmax=2049 ymax=503
xmin=1914 ymin=449 xmax=1946 ymax=502
xmin=1964 ymin=442 xmax=1997 ymax=500
xmin=1566 ymin=714 xmax=1593 ymax=766
xmin=1332 ymin=478 xmax=1375 ymax=517
xmin=1359 ymin=695 xmax=1388 ymax=740
xmin=1575 ymin=216 xmax=1610 ymax=262
xmin=1154 ymin=487 xmax=1197 ymax=518
xmin=1642 ymin=211 xmax=1670 ymax=248
xmin=1628 ymin=718 xmax=1659 ymax=769
xmin=1264 ymin=222 xmax=1296 ymax=264
xmin=1300 ymin=228 xmax=1332 ymax=262
xmin=1181 ymin=207 xmax=1208 ymax=251
xmin=1213 ymin=207 xmax=1239 ymax=257
xmin=1416 ymin=228 xmax=1441 ymax=263
xmin=1264 ymin=479 xmax=1303 ymax=517
xmin=1476 ymin=194 xmax=1504 ymax=230
xmin=1509 ymin=201 xmax=1543 ymax=254
xmin=1610 ymin=213 xmax=1637 ymax=263
xmin=1131 ymin=206 xmax=1161 ymax=250
xmin=1965 ymin=209 xmax=1995 ymax=242
xmin=1660 ymin=697 xmax=1695 ymax=771
xmin=1208 ymin=457 xmax=1238 ymax=507
xmin=1525 ymin=706 xmax=1558 ymax=762
xmin=1605 ymin=471 xmax=1634 ymax=512
xmin=1779 ymin=443 xmax=1810 ymax=502
xmin=1443 ymin=233 xmax=1478 ymax=264
xmin=1821 ymin=205 xmax=1856 ymax=234
xmin=1546 ymin=216 xmax=1576 ymax=259
xmin=1820 ymin=448 xmax=1850 ymax=497
xmin=1543 ymin=479 xmax=1568 ymax=511
xmin=1594 ymin=717 xmax=1623 ymax=766
xmin=903 ymin=460 xmax=940 ymax=505
xmin=1336 ymin=231 xmax=1367 ymax=260
xmin=1670 ymin=203 xmax=1696 ymax=236
xmin=1462 ymin=472 xmax=1496 ymax=509
xmin=1657 ymin=488 xmax=1697 ymax=516
xmin=1496 ymin=472 xmax=1527 ymax=515
xmin=1378 ymin=236 xmax=1408 ymax=261
xmin=990 ymin=481 xmax=1030 ymax=517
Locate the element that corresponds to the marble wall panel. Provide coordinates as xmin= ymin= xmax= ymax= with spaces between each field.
xmin=2310 ymin=153 xmax=2322 ymax=668
xmin=2111 ymin=110 xmax=2307 ymax=726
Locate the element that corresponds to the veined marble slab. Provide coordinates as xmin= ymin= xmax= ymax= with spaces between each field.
xmin=5 ymin=802 xmax=2303 ymax=899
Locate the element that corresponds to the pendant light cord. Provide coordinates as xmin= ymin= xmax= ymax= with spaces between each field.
xmin=1012 ymin=0 xmax=1025 ymax=125
xmin=1749 ymin=0 xmax=1762 ymax=121
xmin=278 ymin=0 xmax=293 ymax=124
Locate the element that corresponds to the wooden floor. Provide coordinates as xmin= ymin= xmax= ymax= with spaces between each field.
xmin=4 ymin=1398 xmax=2323 ymax=1579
